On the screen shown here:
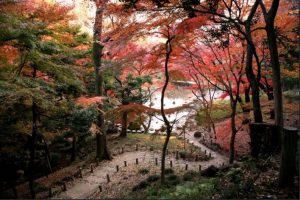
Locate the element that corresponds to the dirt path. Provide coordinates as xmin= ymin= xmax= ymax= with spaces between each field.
xmin=55 ymin=147 xmax=228 ymax=199
xmin=179 ymin=130 xmax=228 ymax=164
xmin=55 ymin=107 xmax=229 ymax=199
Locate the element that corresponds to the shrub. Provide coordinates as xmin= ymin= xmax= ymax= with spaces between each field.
xmin=75 ymin=33 xmax=90 ymax=44
xmin=50 ymin=152 xmax=61 ymax=166
xmin=128 ymin=122 xmax=141 ymax=130
xmin=165 ymin=168 xmax=174 ymax=174
xmin=54 ymin=180 xmax=64 ymax=186
xmin=62 ymin=175 xmax=73 ymax=182
xmin=33 ymin=182 xmax=48 ymax=193
xmin=283 ymin=90 xmax=300 ymax=101
xmin=148 ymin=179 xmax=216 ymax=199
xmin=149 ymin=146 xmax=154 ymax=151
xmin=139 ymin=168 xmax=150 ymax=175
xmin=222 ymin=183 xmax=239 ymax=199
xmin=132 ymin=180 xmax=150 ymax=191
xmin=73 ymin=170 xmax=81 ymax=178
xmin=146 ymin=175 xmax=160 ymax=183
xmin=166 ymin=174 xmax=180 ymax=186
xmin=167 ymin=174 xmax=179 ymax=181
xmin=183 ymin=170 xmax=198 ymax=181
xmin=194 ymin=131 xmax=202 ymax=138
xmin=225 ymin=168 xmax=242 ymax=184
xmin=179 ymin=151 xmax=187 ymax=159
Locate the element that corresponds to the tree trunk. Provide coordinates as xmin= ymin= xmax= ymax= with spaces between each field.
xmin=93 ymin=0 xmax=111 ymax=161
xmin=249 ymin=122 xmax=280 ymax=156
xmin=161 ymin=127 xmax=171 ymax=184
xmin=267 ymin=89 xmax=274 ymax=100
xmin=142 ymin=114 xmax=152 ymax=134
xmin=244 ymin=86 xmax=250 ymax=103
xmin=144 ymin=91 xmax=154 ymax=134
xmin=96 ymin=132 xmax=111 ymax=160
xmin=249 ymin=123 xmax=265 ymax=157
xmin=279 ymin=127 xmax=298 ymax=187
xmin=28 ymin=101 xmax=37 ymax=199
xmin=71 ymin=134 xmax=76 ymax=162
xmin=12 ymin=185 xmax=18 ymax=198
xmin=96 ymin=106 xmax=111 ymax=160
xmin=266 ymin=24 xmax=285 ymax=186
xmin=259 ymin=0 xmax=284 ymax=185
xmin=96 ymin=134 xmax=101 ymax=158
xmin=259 ymin=79 xmax=274 ymax=100
xmin=93 ymin=3 xmax=104 ymax=96
xmin=42 ymin=138 xmax=52 ymax=174
xmin=237 ymin=96 xmax=247 ymax=113
xmin=266 ymin=25 xmax=283 ymax=132
xmin=262 ymin=124 xmax=280 ymax=154
xmin=211 ymin=123 xmax=216 ymax=140
xmin=229 ymin=98 xmax=237 ymax=164
xmin=183 ymin=126 xmax=186 ymax=149
xmin=209 ymin=116 xmax=217 ymax=140
xmin=160 ymin=34 xmax=173 ymax=185
xmin=245 ymin=23 xmax=263 ymax=123
xmin=264 ymin=77 xmax=274 ymax=100
xmin=206 ymin=110 xmax=216 ymax=139
xmin=120 ymin=111 xmax=128 ymax=137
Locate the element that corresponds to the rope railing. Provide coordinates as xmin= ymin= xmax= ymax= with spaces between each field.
xmin=51 ymin=138 xmax=226 ymax=198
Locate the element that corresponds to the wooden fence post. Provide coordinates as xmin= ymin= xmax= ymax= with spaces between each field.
xmin=185 ymin=164 xmax=188 ymax=170
xmin=136 ymin=158 xmax=139 ymax=165
xmin=116 ymin=165 xmax=119 ymax=172
xmin=170 ymin=160 xmax=173 ymax=168
xmin=155 ymin=158 xmax=158 ymax=166
xmin=62 ymin=182 xmax=67 ymax=191
xmin=48 ymin=187 xmax=52 ymax=197
xmin=79 ymin=168 xmax=83 ymax=178
xmin=106 ymin=174 xmax=110 ymax=182
xmin=90 ymin=165 xmax=94 ymax=173
xmin=98 ymin=185 xmax=102 ymax=192
xmin=124 ymin=161 xmax=127 ymax=167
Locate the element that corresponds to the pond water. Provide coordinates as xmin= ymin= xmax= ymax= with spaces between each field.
xmin=143 ymin=84 xmax=227 ymax=132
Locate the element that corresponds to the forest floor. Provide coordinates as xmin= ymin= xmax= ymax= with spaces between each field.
xmin=199 ymin=97 xmax=300 ymax=156
xmin=13 ymin=96 xmax=299 ymax=199
xmin=15 ymin=133 xmax=226 ymax=199
xmin=54 ymin=98 xmax=299 ymax=199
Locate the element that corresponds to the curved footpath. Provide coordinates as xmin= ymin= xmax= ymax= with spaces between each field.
xmin=180 ymin=131 xmax=228 ymax=164
xmin=55 ymin=135 xmax=228 ymax=199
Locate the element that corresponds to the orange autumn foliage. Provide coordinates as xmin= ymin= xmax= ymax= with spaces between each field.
xmin=21 ymin=68 xmax=54 ymax=82
xmin=75 ymin=96 xmax=106 ymax=108
xmin=0 ymin=44 xmax=20 ymax=66
xmin=75 ymin=58 xmax=92 ymax=66
xmin=73 ymin=45 xmax=90 ymax=51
